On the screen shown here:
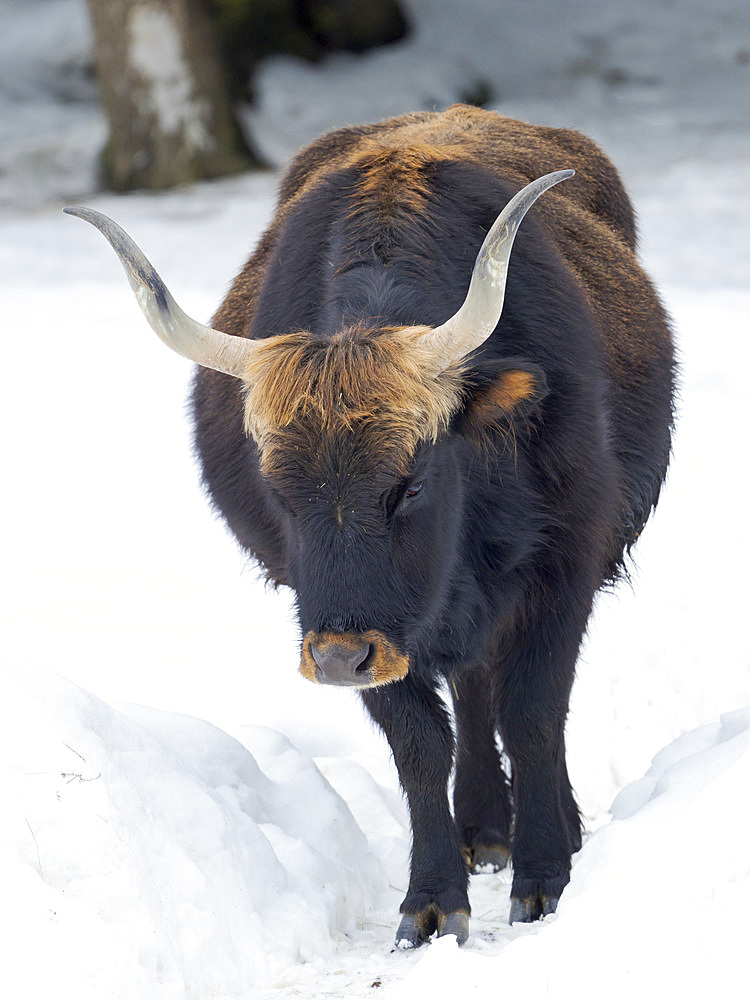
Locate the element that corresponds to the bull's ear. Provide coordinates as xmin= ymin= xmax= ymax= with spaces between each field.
xmin=456 ymin=358 xmax=548 ymax=434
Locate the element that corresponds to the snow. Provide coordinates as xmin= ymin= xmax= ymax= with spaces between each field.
xmin=393 ymin=709 xmax=750 ymax=999
xmin=3 ymin=664 xmax=383 ymax=998
xmin=2 ymin=1 xmax=750 ymax=997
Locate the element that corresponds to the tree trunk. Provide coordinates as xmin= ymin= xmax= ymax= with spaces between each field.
xmin=86 ymin=0 xmax=255 ymax=191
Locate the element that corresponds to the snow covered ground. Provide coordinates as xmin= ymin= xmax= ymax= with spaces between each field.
xmin=2 ymin=1 xmax=749 ymax=997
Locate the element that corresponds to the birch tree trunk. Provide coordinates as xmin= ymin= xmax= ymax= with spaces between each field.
xmin=86 ymin=0 xmax=254 ymax=191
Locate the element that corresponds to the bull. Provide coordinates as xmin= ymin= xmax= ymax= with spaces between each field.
xmin=65 ymin=105 xmax=674 ymax=948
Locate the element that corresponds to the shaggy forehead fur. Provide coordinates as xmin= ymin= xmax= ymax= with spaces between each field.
xmin=241 ymin=324 xmax=466 ymax=473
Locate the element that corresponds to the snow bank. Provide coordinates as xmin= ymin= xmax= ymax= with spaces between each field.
xmin=390 ymin=709 xmax=750 ymax=999
xmin=6 ymin=661 xmax=748 ymax=999
xmin=2 ymin=665 xmax=382 ymax=999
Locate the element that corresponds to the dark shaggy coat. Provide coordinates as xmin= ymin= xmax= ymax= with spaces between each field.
xmin=192 ymin=104 xmax=675 ymax=941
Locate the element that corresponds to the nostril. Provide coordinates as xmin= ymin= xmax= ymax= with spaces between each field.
xmin=353 ymin=643 xmax=373 ymax=674
xmin=310 ymin=642 xmax=326 ymax=670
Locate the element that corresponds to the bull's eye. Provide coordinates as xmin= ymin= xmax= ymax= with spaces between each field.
xmin=384 ymin=478 xmax=425 ymax=519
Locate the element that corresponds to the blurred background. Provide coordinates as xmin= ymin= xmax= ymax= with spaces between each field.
xmin=2 ymin=0 xmax=749 ymax=221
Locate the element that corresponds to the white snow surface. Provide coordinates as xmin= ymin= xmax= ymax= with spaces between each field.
xmin=2 ymin=1 xmax=750 ymax=997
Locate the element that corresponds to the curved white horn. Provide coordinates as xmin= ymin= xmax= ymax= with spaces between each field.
xmin=419 ymin=169 xmax=575 ymax=369
xmin=63 ymin=207 xmax=258 ymax=379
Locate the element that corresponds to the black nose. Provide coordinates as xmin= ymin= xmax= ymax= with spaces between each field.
xmin=310 ymin=638 xmax=373 ymax=686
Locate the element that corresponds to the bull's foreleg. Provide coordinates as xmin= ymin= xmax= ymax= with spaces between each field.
xmin=493 ymin=604 xmax=585 ymax=923
xmin=361 ymin=676 xmax=470 ymax=949
xmin=450 ymin=665 xmax=512 ymax=873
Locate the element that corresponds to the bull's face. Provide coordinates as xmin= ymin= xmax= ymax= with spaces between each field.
xmin=273 ymin=429 xmax=463 ymax=687
xmin=243 ymin=325 xmax=544 ymax=687
xmin=241 ymin=324 xmax=466 ymax=686
xmin=64 ymin=171 xmax=571 ymax=687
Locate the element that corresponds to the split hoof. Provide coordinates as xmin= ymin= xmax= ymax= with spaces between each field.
xmin=437 ymin=910 xmax=470 ymax=944
xmin=394 ymin=914 xmax=426 ymax=950
xmin=508 ymin=893 xmax=559 ymax=924
xmin=394 ymin=909 xmax=470 ymax=949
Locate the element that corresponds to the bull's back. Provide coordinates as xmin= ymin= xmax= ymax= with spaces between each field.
xmin=341 ymin=107 xmax=673 ymax=556
xmin=195 ymin=107 xmax=674 ymax=575
xmin=278 ymin=105 xmax=638 ymax=249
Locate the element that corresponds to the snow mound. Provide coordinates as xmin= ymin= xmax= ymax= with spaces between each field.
xmin=6 ymin=664 xmax=748 ymax=1000
xmin=391 ymin=709 xmax=750 ymax=999
xmin=2 ymin=665 xmax=382 ymax=1000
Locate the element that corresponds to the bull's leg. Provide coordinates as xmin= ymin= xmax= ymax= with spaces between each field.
xmin=559 ymin=754 xmax=583 ymax=854
xmin=361 ymin=676 xmax=470 ymax=949
xmin=493 ymin=604 xmax=585 ymax=923
xmin=450 ymin=666 xmax=512 ymax=873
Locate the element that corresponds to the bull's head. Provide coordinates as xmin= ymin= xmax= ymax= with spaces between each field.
xmin=64 ymin=170 xmax=573 ymax=688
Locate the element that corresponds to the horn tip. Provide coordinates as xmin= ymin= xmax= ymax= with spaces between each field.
xmin=62 ymin=205 xmax=104 ymax=227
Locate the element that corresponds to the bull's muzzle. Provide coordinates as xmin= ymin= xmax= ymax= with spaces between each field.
xmin=300 ymin=630 xmax=409 ymax=687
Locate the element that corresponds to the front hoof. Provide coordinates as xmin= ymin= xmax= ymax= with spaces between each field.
xmin=509 ymin=871 xmax=568 ymax=923
xmin=394 ymin=908 xmax=470 ymax=949
xmin=508 ymin=894 xmax=559 ymax=924
xmin=437 ymin=910 xmax=470 ymax=944
xmin=394 ymin=914 xmax=427 ymax=950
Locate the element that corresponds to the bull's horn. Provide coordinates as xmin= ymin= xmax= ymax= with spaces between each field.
xmin=63 ymin=207 xmax=258 ymax=379
xmin=418 ymin=169 xmax=575 ymax=369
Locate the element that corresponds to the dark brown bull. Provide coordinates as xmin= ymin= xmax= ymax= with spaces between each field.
xmin=66 ymin=105 xmax=674 ymax=947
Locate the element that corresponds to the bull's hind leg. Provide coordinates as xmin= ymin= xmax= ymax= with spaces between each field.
xmin=450 ymin=666 xmax=512 ymax=873
xmin=361 ymin=676 xmax=470 ymax=949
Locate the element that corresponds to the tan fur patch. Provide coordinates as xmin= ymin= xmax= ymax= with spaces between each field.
xmin=300 ymin=629 xmax=410 ymax=686
xmin=476 ymin=369 xmax=539 ymax=418
xmin=240 ymin=325 xmax=466 ymax=473
xmin=348 ymin=144 xmax=451 ymax=222
xmin=342 ymin=143 xmax=470 ymax=264
xmin=354 ymin=146 xmax=433 ymax=210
